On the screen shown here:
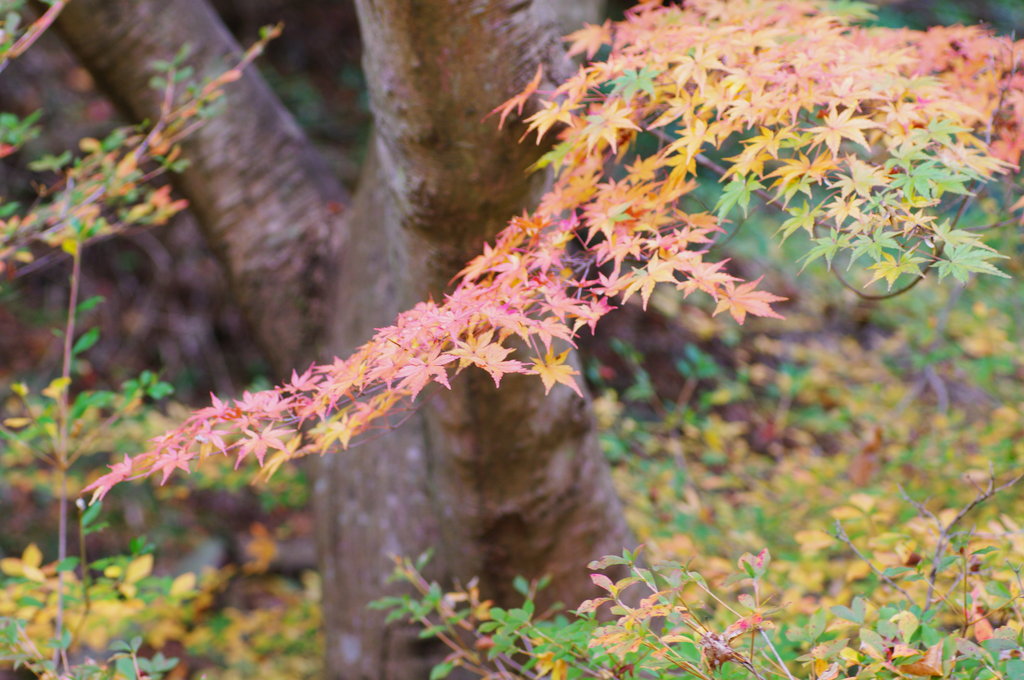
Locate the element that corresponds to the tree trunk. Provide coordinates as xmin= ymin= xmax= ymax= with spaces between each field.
xmin=52 ymin=0 xmax=349 ymax=372
xmin=54 ymin=1 xmax=631 ymax=678
xmin=316 ymin=3 xmax=630 ymax=678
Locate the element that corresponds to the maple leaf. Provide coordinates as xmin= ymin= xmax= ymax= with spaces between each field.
xmin=530 ymin=348 xmax=582 ymax=397
xmin=288 ymin=365 xmax=322 ymax=393
xmin=934 ymin=243 xmax=1009 ymax=283
xmin=393 ymin=348 xmax=456 ymax=398
xmin=491 ymin=63 xmax=544 ymax=129
xmin=866 ymin=251 xmax=928 ymax=289
xmin=610 ymin=67 xmax=660 ymax=101
xmin=238 ymin=423 xmax=292 ymax=466
xmin=525 ymin=99 xmax=575 ymax=143
xmin=194 ymin=393 xmax=237 ymax=420
xmin=808 ymin=107 xmax=880 ymax=157
xmin=713 ymin=278 xmax=786 ymax=324
xmin=664 ymin=118 xmax=710 ymax=182
xmin=83 ymin=455 xmax=138 ymax=503
xmin=671 ymin=45 xmax=724 ymax=94
xmin=769 ymin=153 xmax=838 ymax=204
xmin=716 ymin=175 xmax=764 ymax=220
xmin=152 ymin=447 xmax=192 ymax=485
xmin=447 ymin=332 xmax=525 ymax=387
xmin=621 ymin=255 xmax=679 ymax=310
xmin=80 ymin=0 xmax=1023 ymax=500
xmin=676 ymin=259 xmax=737 ymax=298
xmin=776 ymin=201 xmax=822 ymax=241
xmin=832 ymin=157 xmax=889 ymax=199
xmin=581 ymin=100 xmax=641 ymax=153
xmin=564 ymin=20 xmax=611 ymax=59
xmin=725 ymin=127 xmax=791 ymax=178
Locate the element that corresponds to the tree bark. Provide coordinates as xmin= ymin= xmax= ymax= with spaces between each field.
xmin=54 ymin=1 xmax=631 ymax=679
xmin=315 ymin=3 xmax=631 ymax=678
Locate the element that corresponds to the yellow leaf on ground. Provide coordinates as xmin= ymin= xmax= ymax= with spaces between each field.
xmin=124 ymin=554 xmax=154 ymax=584
xmin=169 ymin=572 xmax=197 ymax=598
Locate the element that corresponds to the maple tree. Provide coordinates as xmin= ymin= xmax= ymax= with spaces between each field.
xmin=3 ymin=0 xmax=1024 ymax=678
xmin=73 ymin=0 xmax=1023 ymax=501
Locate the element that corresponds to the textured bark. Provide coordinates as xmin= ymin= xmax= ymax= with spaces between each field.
xmin=55 ymin=1 xmax=631 ymax=679
xmin=53 ymin=0 xmax=349 ymax=372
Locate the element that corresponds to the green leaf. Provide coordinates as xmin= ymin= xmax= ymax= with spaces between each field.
xmin=716 ymin=175 xmax=764 ymax=220
xmin=935 ymin=243 xmax=1009 ymax=283
xmin=71 ymin=327 xmax=100 ymax=357
xmin=56 ymin=557 xmax=80 ymax=573
xmin=51 ymin=628 xmax=72 ymax=651
xmin=529 ymin=140 xmax=573 ymax=172
xmin=859 ymin=627 xmax=885 ymax=655
xmin=80 ymin=501 xmax=103 ymax=530
xmin=1006 ymin=658 xmax=1024 ymax=680
xmin=28 ymin=150 xmax=72 ymax=173
xmin=114 ymin=656 xmax=137 ymax=680
xmin=146 ymin=380 xmax=174 ymax=400
xmin=832 ymin=596 xmax=866 ymax=624
xmin=800 ymin=232 xmax=851 ymax=271
xmin=925 ymin=117 xmax=971 ymax=145
xmin=847 ymin=228 xmax=900 ymax=269
xmin=610 ymin=67 xmax=660 ymax=100
xmin=985 ymin=580 xmax=1011 ymax=601
xmin=882 ymin=566 xmax=914 ymax=577
xmin=777 ymin=201 xmax=822 ymax=241
xmin=866 ymin=251 xmax=927 ymax=290
xmin=808 ymin=608 xmax=827 ymax=641
xmin=76 ymin=295 xmax=106 ymax=315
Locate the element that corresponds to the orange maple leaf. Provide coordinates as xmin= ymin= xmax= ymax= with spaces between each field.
xmin=565 ymin=20 xmax=611 ymax=59
xmin=491 ymin=63 xmax=544 ymax=129
xmin=713 ymin=277 xmax=786 ymax=324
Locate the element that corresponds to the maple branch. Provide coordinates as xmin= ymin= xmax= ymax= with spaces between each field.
xmin=825 ymin=250 xmax=938 ymax=301
xmin=965 ymin=216 xmax=1019 ymax=233
xmin=687 ymin=150 xmax=939 ymax=301
xmin=846 ymin=47 xmax=1022 ymax=301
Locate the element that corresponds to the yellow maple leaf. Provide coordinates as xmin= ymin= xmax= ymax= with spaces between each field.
xmin=531 ymin=348 xmax=582 ymax=396
xmin=808 ymin=107 xmax=880 ymax=157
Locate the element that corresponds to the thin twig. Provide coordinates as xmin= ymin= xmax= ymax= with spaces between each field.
xmin=759 ymin=630 xmax=797 ymax=680
xmin=0 ymin=0 xmax=68 ymax=76
xmin=901 ymin=473 xmax=1024 ymax=612
xmin=53 ymin=186 xmax=83 ymax=673
xmin=833 ymin=520 xmax=915 ymax=602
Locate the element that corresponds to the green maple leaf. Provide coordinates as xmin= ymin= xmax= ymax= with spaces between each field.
xmin=777 ymin=201 xmax=822 ymax=241
xmin=716 ymin=175 xmax=764 ymax=220
xmin=935 ymin=243 xmax=1010 ymax=283
xmin=867 ymin=251 xmax=928 ymax=289
xmin=610 ymin=67 xmax=660 ymax=100
xmin=848 ymin=227 xmax=900 ymax=269
xmin=800 ymin=232 xmax=851 ymax=271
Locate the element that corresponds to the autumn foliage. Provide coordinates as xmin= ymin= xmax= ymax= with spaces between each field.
xmin=73 ymin=0 xmax=1023 ymax=500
